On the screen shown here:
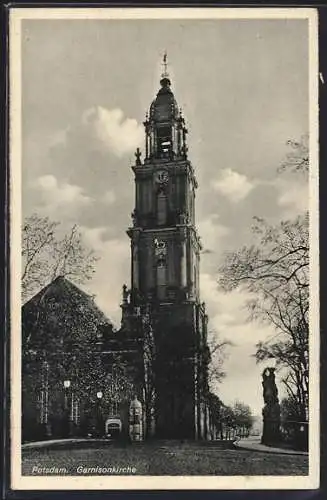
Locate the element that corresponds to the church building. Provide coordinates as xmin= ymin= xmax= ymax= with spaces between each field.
xmin=21 ymin=57 xmax=212 ymax=442
xmin=120 ymin=57 xmax=211 ymax=439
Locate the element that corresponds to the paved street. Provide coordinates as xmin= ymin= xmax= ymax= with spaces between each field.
xmin=22 ymin=440 xmax=308 ymax=476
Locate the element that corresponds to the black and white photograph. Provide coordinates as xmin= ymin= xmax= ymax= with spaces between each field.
xmin=9 ymin=7 xmax=319 ymax=490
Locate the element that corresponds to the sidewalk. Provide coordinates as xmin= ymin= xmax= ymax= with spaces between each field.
xmin=234 ymin=436 xmax=308 ymax=456
xmin=22 ymin=438 xmax=234 ymax=450
xmin=22 ymin=436 xmax=308 ymax=455
xmin=22 ymin=438 xmax=112 ymax=450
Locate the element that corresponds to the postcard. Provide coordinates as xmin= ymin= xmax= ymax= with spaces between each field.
xmin=9 ymin=6 xmax=319 ymax=491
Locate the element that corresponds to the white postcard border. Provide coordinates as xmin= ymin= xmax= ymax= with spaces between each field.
xmin=9 ymin=6 xmax=320 ymax=491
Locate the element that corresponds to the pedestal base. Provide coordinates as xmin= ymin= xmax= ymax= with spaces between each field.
xmin=261 ymin=418 xmax=281 ymax=446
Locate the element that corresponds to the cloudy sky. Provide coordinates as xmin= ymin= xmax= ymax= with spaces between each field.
xmin=21 ymin=16 xmax=309 ymax=414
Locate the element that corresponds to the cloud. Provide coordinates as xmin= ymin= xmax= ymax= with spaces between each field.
xmin=200 ymin=273 xmax=275 ymax=344
xmin=48 ymin=126 xmax=70 ymax=148
xmin=33 ymin=175 xmax=92 ymax=215
xmin=101 ymin=190 xmax=116 ymax=205
xmin=80 ymin=226 xmax=112 ymax=250
xmin=276 ymin=180 xmax=308 ymax=216
xmin=82 ymin=106 xmax=143 ymax=158
xmin=199 ymin=272 xmax=277 ymax=412
xmin=198 ymin=214 xmax=230 ymax=254
xmin=212 ymin=168 xmax=255 ymax=203
xmin=78 ymin=226 xmax=129 ymax=326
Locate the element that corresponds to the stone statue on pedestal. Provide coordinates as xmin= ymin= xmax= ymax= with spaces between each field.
xmin=261 ymin=367 xmax=281 ymax=445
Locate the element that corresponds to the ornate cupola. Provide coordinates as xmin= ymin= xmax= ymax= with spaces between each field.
xmin=144 ymin=53 xmax=188 ymax=161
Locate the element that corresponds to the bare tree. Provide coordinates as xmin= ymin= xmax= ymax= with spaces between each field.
xmin=22 ymin=215 xmax=58 ymax=299
xmin=219 ymin=214 xmax=309 ymax=420
xmin=219 ymin=134 xmax=309 ymax=420
xmin=22 ymin=214 xmax=98 ymax=301
xmin=219 ymin=404 xmax=236 ymax=440
xmin=207 ymin=334 xmax=232 ymax=388
xmin=280 ymin=394 xmax=303 ymax=422
xmin=278 ymin=134 xmax=309 ymax=174
xmin=232 ymin=400 xmax=253 ymax=437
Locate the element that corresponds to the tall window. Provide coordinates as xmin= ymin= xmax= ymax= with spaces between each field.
xmin=194 ymin=264 xmax=197 ymax=296
xmin=157 ymin=261 xmax=167 ymax=300
xmin=157 ymin=126 xmax=172 ymax=158
xmin=39 ymin=389 xmax=48 ymax=424
xmin=157 ymin=191 xmax=167 ymax=226
xmin=71 ymin=392 xmax=80 ymax=424
xmin=155 ymin=238 xmax=167 ymax=299
xmin=39 ymin=360 xmax=49 ymax=424
xmin=190 ymin=190 xmax=195 ymax=223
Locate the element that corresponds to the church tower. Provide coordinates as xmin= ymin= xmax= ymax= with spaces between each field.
xmin=121 ymin=56 xmax=210 ymax=439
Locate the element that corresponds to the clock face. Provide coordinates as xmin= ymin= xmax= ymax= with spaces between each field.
xmin=155 ymin=170 xmax=169 ymax=184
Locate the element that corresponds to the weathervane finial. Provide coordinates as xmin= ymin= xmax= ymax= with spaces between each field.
xmin=162 ymin=51 xmax=168 ymax=78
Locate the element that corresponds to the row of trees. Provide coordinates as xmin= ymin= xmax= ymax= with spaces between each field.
xmin=209 ymin=393 xmax=253 ymax=440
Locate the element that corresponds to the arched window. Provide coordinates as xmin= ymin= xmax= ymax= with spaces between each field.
xmin=157 ymin=126 xmax=172 ymax=158
xmin=157 ymin=260 xmax=167 ymax=300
